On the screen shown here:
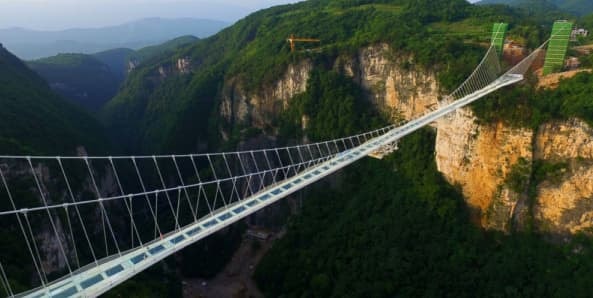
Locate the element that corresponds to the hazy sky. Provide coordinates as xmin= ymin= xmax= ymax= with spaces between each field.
xmin=0 ymin=0 xmax=301 ymax=30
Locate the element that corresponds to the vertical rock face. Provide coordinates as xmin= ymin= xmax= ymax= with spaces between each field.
xmin=177 ymin=57 xmax=192 ymax=74
xmin=2 ymin=158 xmax=120 ymax=275
xmin=436 ymin=113 xmax=593 ymax=234
xmin=220 ymin=60 xmax=313 ymax=128
xmin=534 ymin=119 xmax=593 ymax=234
xmin=535 ymin=119 xmax=593 ymax=160
xmin=337 ymin=44 xmax=440 ymax=120
xmin=435 ymin=108 xmax=533 ymax=227
xmin=127 ymin=60 xmax=139 ymax=73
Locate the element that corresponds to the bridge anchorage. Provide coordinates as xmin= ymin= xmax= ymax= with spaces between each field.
xmin=368 ymin=140 xmax=399 ymax=159
xmin=0 ymin=31 xmax=555 ymax=297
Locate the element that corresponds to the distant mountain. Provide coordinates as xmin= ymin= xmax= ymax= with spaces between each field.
xmin=27 ymin=36 xmax=199 ymax=112
xmin=476 ymin=0 xmax=593 ymax=16
xmin=554 ymin=0 xmax=593 ymax=16
xmin=0 ymin=45 xmax=108 ymax=155
xmin=0 ymin=18 xmax=227 ymax=59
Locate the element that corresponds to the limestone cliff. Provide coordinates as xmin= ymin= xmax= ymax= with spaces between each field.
xmin=220 ymin=44 xmax=439 ymax=130
xmin=216 ymin=43 xmax=593 ymax=236
xmin=220 ymin=60 xmax=313 ymax=128
xmin=436 ymin=113 xmax=593 ymax=235
xmin=336 ymin=43 xmax=440 ymax=120
xmin=534 ymin=119 xmax=593 ymax=235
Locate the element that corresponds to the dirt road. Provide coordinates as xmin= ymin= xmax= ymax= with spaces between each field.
xmin=182 ymin=231 xmax=280 ymax=298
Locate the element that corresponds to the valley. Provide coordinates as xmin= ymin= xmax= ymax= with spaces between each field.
xmin=2 ymin=0 xmax=593 ymax=297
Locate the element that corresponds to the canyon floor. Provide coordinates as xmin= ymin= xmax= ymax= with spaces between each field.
xmin=182 ymin=228 xmax=283 ymax=298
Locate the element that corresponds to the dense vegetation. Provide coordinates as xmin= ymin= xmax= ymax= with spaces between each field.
xmin=472 ymin=72 xmax=593 ymax=129
xmin=0 ymin=45 xmax=114 ymax=293
xmin=249 ymin=46 xmax=593 ymax=295
xmin=0 ymin=46 xmax=109 ymax=155
xmin=277 ymin=70 xmax=385 ymax=141
xmin=255 ymin=128 xmax=593 ymax=297
xmin=93 ymin=48 xmax=136 ymax=81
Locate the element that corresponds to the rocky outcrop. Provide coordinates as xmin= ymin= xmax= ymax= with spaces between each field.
xmin=435 ymin=108 xmax=533 ymax=227
xmin=336 ymin=43 xmax=440 ymax=120
xmin=536 ymin=165 xmax=593 ymax=234
xmin=2 ymin=156 xmax=119 ymax=275
xmin=220 ymin=60 xmax=313 ymax=128
xmin=436 ymin=112 xmax=593 ymax=234
xmin=177 ymin=57 xmax=192 ymax=74
xmin=534 ymin=119 xmax=593 ymax=234
xmin=535 ymin=119 xmax=593 ymax=160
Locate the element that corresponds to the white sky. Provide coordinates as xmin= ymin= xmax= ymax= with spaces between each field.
xmin=0 ymin=0 xmax=301 ymax=30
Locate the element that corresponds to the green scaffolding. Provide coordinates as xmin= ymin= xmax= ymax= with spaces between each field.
xmin=491 ymin=23 xmax=508 ymax=56
xmin=543 ymin=21 xmax=573 ymax=75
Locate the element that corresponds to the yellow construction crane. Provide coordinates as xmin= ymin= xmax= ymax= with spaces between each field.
xmin=287 ymin=34 xmax=320 ymax=52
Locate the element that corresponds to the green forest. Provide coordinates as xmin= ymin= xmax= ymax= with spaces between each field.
xmin=472 ymin=71 xmax=593 ymax=129
xmin=255 ymin=128 xmax=593 ymax=297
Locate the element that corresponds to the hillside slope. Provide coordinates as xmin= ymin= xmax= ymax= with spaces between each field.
xmin=28 ymin=53 xmax=120 ymax=111
xmin=0 ymin=45 xmax=109 ymax=155
xmin=27 ymin=36 xmax=199 ymax=112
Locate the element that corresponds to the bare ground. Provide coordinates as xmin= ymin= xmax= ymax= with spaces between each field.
xmin=182 ymin=229 xmax=282 ymax=298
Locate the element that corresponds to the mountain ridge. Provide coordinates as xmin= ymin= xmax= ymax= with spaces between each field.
xmin=0 ymin=18 xmax=227 ymax=59
xmin=477 ymin=0 xmax=593 ymax=16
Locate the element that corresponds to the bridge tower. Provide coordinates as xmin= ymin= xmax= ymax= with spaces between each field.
xmin=491 ymin=23 xmax=508 ymax=56
xmin=543 ymin=20 xmax=573 ymax=75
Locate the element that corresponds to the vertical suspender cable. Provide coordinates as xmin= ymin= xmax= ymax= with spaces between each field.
xmin=27 ymin=158 xmax=74 ymax=277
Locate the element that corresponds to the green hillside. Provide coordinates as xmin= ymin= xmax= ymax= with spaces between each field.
xmin=129 ymin=35 xmax=199 ymax=64
xmin=94 ymin=35 xmax=199 ymax=80
xmin=27 ymin=36 xmax=200 ymax=113
xmin=28 ymin=53 xmax=121 ymax=112
xmin=103 ymin=0 xmax=548 ymax=154
xmin=0 ymin=46 xmax=109 ymax=155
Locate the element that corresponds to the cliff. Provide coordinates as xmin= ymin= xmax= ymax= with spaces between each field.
xmin=534 ymin=119 xmax=593 ymax=234
xmin=219 ymin=43 xmax=593 ymax=236
xmin=435 ymin=108 xmax=533 ymax=229
xmin=220 ymin=44 xmax=439 ymax=129
xmin=436 ymin=109 xmax=593 ymax=235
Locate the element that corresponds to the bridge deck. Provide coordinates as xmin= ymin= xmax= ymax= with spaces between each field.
xmin=19 ymin=74 xmax=523 ymax=298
